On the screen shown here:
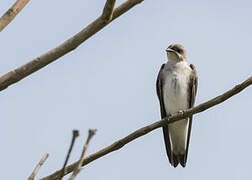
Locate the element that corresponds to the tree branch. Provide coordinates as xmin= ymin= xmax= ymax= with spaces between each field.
xmin=0 ymin=0 xmax=143 ymax=92
xmin=102 ymin=0 xmax=116 ymax=23
xmin=59 ymin=130 xmax=79 ymax=180
xmin=69 ymin=129 xmax=97 ymax=180
xmin=40 ymin=76 xmax=252 ymax=180
xmin=0 ymin=0 xmax=30 ymax=32
xmin=28 ymin=153 xmax=49 ymax=180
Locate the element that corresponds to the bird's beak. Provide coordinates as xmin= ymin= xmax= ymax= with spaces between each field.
xmin=166 ymin=48 xmax=181 ymax=60
xmin=165 ymin=48 xmax=174 ymax=53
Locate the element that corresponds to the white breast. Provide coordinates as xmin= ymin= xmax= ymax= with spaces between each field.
xmin=162 ymin=61 xmax=192 ymax=154
xmin=163 ymin=61 xmax=191 ymax=113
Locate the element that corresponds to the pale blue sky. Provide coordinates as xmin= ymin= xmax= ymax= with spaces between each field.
xmin=1 ymin=0 xmax=252 ymax=179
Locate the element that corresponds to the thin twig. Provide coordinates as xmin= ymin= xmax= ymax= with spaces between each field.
xmin=40 ymin=76 xmax=252 ymax=180
xmin=59 ymin=130 xmax=79 ymax=180
xmin=69 ymin=129 xmax=97 ymax=180
xmin=102 ymin=0 xmax=116 ymax=22
xmin=28 ymin=153 xmax=49 ymax=180
xmin=0 ymin=0 xmax=30 ymax=32
xmin=0 ymin=0 xmax=144 ymax=91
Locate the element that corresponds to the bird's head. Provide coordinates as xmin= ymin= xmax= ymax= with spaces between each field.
xmin=166 ymin=44 xmax=187 ymax=62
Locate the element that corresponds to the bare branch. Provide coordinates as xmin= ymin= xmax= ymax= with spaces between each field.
xmin=0 ymin=0 xmax=30 ymax=32
xmin=69 ymin=129 xmax=97 ymax=180
xmin=59 ymin=130 xmax=79 ymax=180
xmin=28 ymin=153 xmax=49 ymax=180
xmin=0 ymin=0 xmax=144 ymax=92
xmin=40 ymin=76 xmax=252 ymax=180
xmin=102 ymin=0 xmax=116 ymax=23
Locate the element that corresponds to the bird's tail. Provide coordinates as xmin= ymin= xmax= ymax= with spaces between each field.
xmin=171 ymin=153 xmax=187 ymax=168
xmin=163 ymin=125 xmax=188 ymax=168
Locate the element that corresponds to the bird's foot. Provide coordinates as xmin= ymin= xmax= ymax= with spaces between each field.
xmin=178 ymin=110 xmax=185 ymax=116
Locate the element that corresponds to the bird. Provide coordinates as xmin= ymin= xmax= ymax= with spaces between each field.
xmin=156 ymin=44 xmax=198 ymax=167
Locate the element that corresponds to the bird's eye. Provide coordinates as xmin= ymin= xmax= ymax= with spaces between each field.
xmin=173 ymin=47 xmax=180 ymax=53
xmin=171 ymin=47 xmax=176 ymax=51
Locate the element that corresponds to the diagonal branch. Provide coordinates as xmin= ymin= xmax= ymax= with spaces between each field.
xmin=28 ymin=153 xmax=49 ymax=180
xmin=0 ymin=0 xmax=30 ymax=32
xmin=0 ymin=0 xmax=144 ymax=92
xmin=40 ymin=76 xmax=252 ymax=180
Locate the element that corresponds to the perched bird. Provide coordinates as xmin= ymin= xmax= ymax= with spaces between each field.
xmin=156 ymin=44 xmax=198 ymax=167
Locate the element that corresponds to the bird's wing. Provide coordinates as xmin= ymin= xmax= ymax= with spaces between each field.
xmin=156 ymin=64 xmax=174 ymax=165
xmin=184 ymin=64 xmax=198 ymax=163
xmin=156 ymin=64 xmax=166 ymax=118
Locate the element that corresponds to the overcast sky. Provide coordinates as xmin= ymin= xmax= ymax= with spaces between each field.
xmin=1 ymin=0 xmax=252 ymax=180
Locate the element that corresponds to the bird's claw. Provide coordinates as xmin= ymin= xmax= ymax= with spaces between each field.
xmin=178 ymin=110 xmax=184 ymax=115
